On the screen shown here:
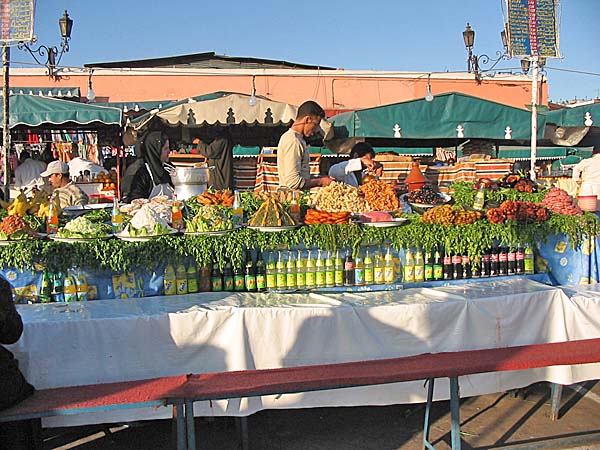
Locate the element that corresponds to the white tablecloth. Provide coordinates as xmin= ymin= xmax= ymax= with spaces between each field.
xmin=9 ymin=278 xmax=600 ymax=426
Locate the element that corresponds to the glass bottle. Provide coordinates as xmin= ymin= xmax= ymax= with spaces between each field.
xmin=384 ymin=245 xmax=395 ymax=284
xmin=234 ymin=265 xmax=245 ymax=291
xmin=286 ymin=250 xmax=297 ymax=290
xmin=524 ymin=244 xmax=535 ymax=274
xmin=176 ymin=260 xmax=188 ymax=295
xmin=171 ymin=195 xmax=183 ymax=232
xmin=232 ymin=190 xmax=244 ymax=227
xmin=111 ymin=196 xmax=123 ymax=234
xmin=255 ymin=252 xmax=267 ymax=292
xmin=211 ymin=266 xmax=223 ymax=292
xmin=424 ymin=249 xmax=433 ymax=281
xmin=403 ymin=248 xmax=415 ymax=283
xmin=433 ymin=247 xmax=443 ymax=281
xmin=39 ymin=269 xmax=53 ymax=303
xmin=374 ymin=249 xmax=385 ymax=285
xmin=325 ymin=250 xmax=335 ymax=288
xmin=515 ymin=244 xmax=525 ymax=275
xmin=490 ymin=245 xmax=499 ymax=277
xmin=443 ymin=248 xmax=453 ymax=280
xmin=334 ymin=249 xmax=344 ymax=287
xmin=63 ymin=272 xmax=78 ymax=303
xmin=507 ymin=247 xmax=516 ymax=275
xmin=276 ymin=250 xmax=287 ymax=290
xmin=354 ymin=250 xmax=365 ymax=286
xmin=295 ymin=249 xmax=306 ymax=290
xmin=364 ymin=247 xmax=374 ymax=285
xmin=452 ymin=254 xmax=463 ymax=280
xmin=305 ymin=250 xmax=316 ymax=289
xmin=245 ymin=252 xmax=257 ymax=292
xmin=414 ymin=247 xmax=424 ymax=282
xmin=315 ymin=249 xmax=326 ymax=289
xmin=461 ymin=254 xmax=471 ymax=279
xmin=265 ymin=251 xmax=277 ymax=291
xmin=74 ymin=269 xmax=89 ymax=302
xmin=187 ymin=258 xmax=199 ymax=293
xmin=498 ymin=246 xmax=508 ymax=276
xmin=289 ymin=191 xmax=301 ymax=225
xmin=223 ymin=263 xmax=234 ymax=291
xmin=52 ymin=272 xmax=65 ymax=302
xmin=343 ymin=249 xmax=355 ymax=286
xmin=46 ymin=193 xmax=59 ymax=235
xmin=163 ymin=263 xmax=177 ymax=296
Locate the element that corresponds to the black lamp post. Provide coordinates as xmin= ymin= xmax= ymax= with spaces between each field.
xmin=2 ymin=10 xmax=73 ymax=200
xmin=17 ymin=10 xmax=73 ymax=79
xmin=462 ymin=22 xmax=510 ymax=82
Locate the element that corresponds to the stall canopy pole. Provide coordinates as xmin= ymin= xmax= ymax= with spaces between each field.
xmin=2 ymin=44 xmax=9 ymax=200
xmin=529 ymin=56 xmax=539 ymax=181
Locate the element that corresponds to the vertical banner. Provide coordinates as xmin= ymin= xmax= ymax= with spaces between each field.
xmin=0 ymin=0 xmax=35 ymax=44
xmin=507 ymin=0 xmax=560 ymax=58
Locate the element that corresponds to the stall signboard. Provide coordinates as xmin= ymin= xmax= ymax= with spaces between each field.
xmin=0 ymin=0 xmax=35 ymax=43
xmin=506 ymin=0 xmax=560 ymax=59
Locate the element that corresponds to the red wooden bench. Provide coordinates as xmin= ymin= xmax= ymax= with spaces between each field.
xmin=0 ymin=375 xmax=188 ymax=450
xmin=166 ymin=338 xmax=600 ymax=450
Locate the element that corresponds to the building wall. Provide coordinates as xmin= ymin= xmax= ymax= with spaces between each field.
xmin=8 ymin=68 xmax=548 ymax=111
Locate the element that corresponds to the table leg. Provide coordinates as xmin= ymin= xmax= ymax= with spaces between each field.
xmin=423 ymin=378 xmax=435 ymax=450
xmin=550 ymin=383 xmax=563 ymax=421
xmin=449 ymin=377 xmax=462 ymax=450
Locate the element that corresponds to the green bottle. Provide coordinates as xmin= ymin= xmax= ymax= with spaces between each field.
xmin=305 ymin=250 xmax=316 ymax=289
xmin=255 ymin=252 xmax=267 ymax=292
xmin=266 ymin=251 xmax=277 ymax=290
xmin=276 ymin=251 xmax=287 ymax=290
xmin=364 ymin=247 xmax=374 ymax=285
xmin=315 ymin=250 xmax=326 ymax=288
xmin=334 ymin=249 xmax=344 ymax=287
xmin=223 ymin=264 xmax=234 ymax=291
xmin=286 ymin=251 xmax=297 ymax=290
xmin=187 ymin=259 xmax=198 ymax=293
xmin=163 ymin=263 xmax=177 ymax=296
xmin=211 ymin=266 xmax=223 ymax=292
xmin=325 ymin=250 xmax=335 ymax=287
xmin=296 ymin=250 xmax=306 ymax=290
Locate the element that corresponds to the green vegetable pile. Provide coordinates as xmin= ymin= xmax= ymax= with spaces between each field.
xmin=56 ymin=216 xmax=111 ymax=238
xmin=0 ymin=183 xmax=596 ymax=274
xmin=185 ymin=205 xmax=232 ymax=232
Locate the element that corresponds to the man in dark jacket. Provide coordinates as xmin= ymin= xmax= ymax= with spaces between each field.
xmin=0 ymin=277 xmax=36 ymax=449
xmin=192 ymin=128 xmax=234 ymax=191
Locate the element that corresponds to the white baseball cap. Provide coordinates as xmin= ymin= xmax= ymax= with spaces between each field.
xmin=40 ymin=160 xmax=69 ymax=177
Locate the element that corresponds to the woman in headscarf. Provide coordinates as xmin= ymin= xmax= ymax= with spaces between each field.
xmin=120 ymin=131 xmax=174 ymax=203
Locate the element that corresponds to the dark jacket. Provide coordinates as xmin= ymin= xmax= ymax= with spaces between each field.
xmin=0 ymin=279 xmax=34 ymax=411
xmin=195 ymin=137 xmax=234 ymax=191
xmin=120 ymin=131 xmax=173 ymax=202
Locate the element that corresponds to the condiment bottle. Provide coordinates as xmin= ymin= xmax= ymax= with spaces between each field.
xmin=473 ymin=184 xmax=486 ymax=211
xmin=111 ymin=196 xmax=123 ymax=234
xmin=163 ymin=263 xmax=176 ymax=296
xmin=232 ymin=190 xmax=244 ymax=227
xmin=46 ymin=194 xmax=59 ymax=235
xmin=171 ymin=195 xmax=183 ymax=231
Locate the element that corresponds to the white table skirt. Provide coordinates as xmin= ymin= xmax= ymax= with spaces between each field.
xmin=9 ymin=278 xmax=600 ymax=427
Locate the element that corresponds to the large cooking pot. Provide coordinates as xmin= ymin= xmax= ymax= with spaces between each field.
xmin=171 ymin=166 xmax=211 ymax=200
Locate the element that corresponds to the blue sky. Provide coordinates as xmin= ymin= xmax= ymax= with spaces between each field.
xmin=17 ymin=0 xmax=600 ymax=103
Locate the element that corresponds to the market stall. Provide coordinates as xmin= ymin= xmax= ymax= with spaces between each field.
xmin=0 ymin=93 xmax=123 ymax=199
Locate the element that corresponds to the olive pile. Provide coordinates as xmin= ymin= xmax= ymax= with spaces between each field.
xmin=406 ymin=186 xmax=444 ymax=205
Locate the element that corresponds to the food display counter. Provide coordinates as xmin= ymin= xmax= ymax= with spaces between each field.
xmin=8 ymin=277 xmax=600 ymax=428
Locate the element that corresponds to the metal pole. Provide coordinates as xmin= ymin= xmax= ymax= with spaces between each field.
xmin=529 ymin=56 xmax=539 ymax=181
xmin=2 ymin=44 xmax=9 ymax=200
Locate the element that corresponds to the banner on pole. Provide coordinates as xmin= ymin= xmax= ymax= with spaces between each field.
xmin=0 ymin=0 xmax=35 ymax=44
xmin=506 ymin=0 xmax=560 ymax=58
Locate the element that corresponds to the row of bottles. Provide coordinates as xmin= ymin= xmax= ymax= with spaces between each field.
xmin=39 ymin=269 xmax=89 ymax=303
xmin=161 ymin=243 xmax=536 ymax=295
xmin=402 ymin=243 xmax=535 ymax=282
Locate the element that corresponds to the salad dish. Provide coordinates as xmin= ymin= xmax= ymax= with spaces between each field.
xmin=54 ymin=216 xmax=112 ymax=240
xmin=184 ymin=205 xmax=233 ymax=234
xmin=116 ymin=203 xmax=177 ymax=239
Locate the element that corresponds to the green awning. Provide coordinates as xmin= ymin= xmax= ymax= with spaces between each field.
xmin=546 ymin=103 xmax=600 ymax=127
xmin=330 ymin=92 xmax=545 ymax=141
xmin=0 ymin=94 xmax=122 ymax=128
xmin=497 ymin=146 xmax=566 ymax=160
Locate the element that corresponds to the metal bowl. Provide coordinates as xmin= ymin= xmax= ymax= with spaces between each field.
xmin=171 ymin=166 xmax=211 ymax=185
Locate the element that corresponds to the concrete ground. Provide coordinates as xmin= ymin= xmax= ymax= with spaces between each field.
xmin=43 ymin=381 xmax=600 ymax=450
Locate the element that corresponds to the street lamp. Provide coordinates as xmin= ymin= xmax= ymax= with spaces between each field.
xmin=462 ymin=22 xmax=510 ymax=83
xmin=17 ymin=10 xmax=73 ymax=79
xmin=2 ymin=10 xmax=73 ymax=200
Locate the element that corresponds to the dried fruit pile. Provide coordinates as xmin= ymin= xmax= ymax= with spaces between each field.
xmin=485 ymin=200 xmax=549 ymax=224
xmin=359 ymin=180 xmax=399 ymax=211
xmin=303 ymin=209 xmax=350 ymax=225
xmin=406 ymin=185 xmax=445 ymax=205
xmin=420 ymin=204 xmax=481 ymax=226
xmin=195 ymin=190 xmax=234 ymax=206
xmin=539 ymin=188 xmax=583 ymax=216
xmin=309 ymin=181 xmax=369 ymax=213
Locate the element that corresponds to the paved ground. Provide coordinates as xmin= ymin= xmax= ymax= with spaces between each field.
xmin=43 ymin=382 xmax=600 ymax=450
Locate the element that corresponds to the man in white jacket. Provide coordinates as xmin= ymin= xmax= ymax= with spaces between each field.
xmin=328 ymin=142 xmax=383 ymax=187
xmin=572 ymin=146 xmax=600 ymax=198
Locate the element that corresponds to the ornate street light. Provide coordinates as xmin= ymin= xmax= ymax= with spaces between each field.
xmin=462 ymin=22 xmax=510 ymax=83
xmin=17 ymin=10 xmax=73 ymax=79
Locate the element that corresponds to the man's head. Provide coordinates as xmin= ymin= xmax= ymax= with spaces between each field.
xmin=350 ymin=142 xmax=377 ymax=170
xmin=19 ymin=150 xmax=31 ymax=164
xmin=40 ymin=160 xmax=70 ymax=189
xmin=294 ymin=101 xmax=326 ymax=137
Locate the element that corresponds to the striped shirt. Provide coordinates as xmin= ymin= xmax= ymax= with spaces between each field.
xmin=55 ymin=182 xmax=88 ymax=208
